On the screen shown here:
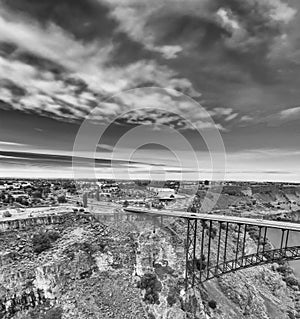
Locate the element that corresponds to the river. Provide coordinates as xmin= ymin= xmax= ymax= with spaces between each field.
xmin=267 ymin=211 xmax=300 ymax=278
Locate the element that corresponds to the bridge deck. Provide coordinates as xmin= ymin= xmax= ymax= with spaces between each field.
xmin=124 ymin=207 xmax=300 ymax=231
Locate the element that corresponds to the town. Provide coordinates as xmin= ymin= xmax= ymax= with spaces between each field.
xmin=1 ymin=179 xmax=299 ymax=222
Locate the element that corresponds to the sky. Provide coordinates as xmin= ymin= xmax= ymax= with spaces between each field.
xmin=0 ymin=0 xmax=299 ymax=182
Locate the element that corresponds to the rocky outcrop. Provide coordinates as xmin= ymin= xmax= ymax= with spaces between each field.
xmin=0 ymin=288 xmax=47 ymax=318
xmin=0 ymin=213 xmax=148 ymax=318
xmin=0 ymin=211 xmax=299 ymax=318
xmin=0 ymin=213 xmax=74 ymax=232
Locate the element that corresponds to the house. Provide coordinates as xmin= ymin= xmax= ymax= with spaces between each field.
xmin=148 ymin=187 xmax=175 ymax=195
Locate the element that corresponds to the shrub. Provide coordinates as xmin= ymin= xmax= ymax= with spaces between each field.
xmin=43 ymin=307 xmax=63 ymax=319
xmin=285 ymin=275 xmax=299 ymax=287
xmin=47 ymin=231 xmax=60 ymax=242
xmin=57 ymin=195 xmax=67 ymax=203
xmin=32 ymin=233 xmax=51 ymax=254
xmin=166 ymin=286 xmax=179 ymax=306
xmin=220 ymin=223 xmax=227 ymax=230
xmin=123 ymin=200 xmax=129 ymax=207
xmin=208 ymin=299 xmax=217 ymax=309
xmin=2 ymin=211 xmax=12 ymax=218
xmin=211 ymin=227 xmax=218 ymax=239
xmin=194 ymin=257 xmax=207 ymax=271
xmin=276 ymin=264 xmax=293 ymax=275
xmin=190 ymin=206 xmax=197 ymax=213
xmin=167 ymin=293 xmax=177 ymax=306
xmin=287 ymin=310 xmax=295 ymax=319
xmin=138 ymin=273 xmax=162 ymax=305
xmin=32 ymin=191 xmax=42 ymax=199
xmin=32 ymin=231 xmax=60 ymax=254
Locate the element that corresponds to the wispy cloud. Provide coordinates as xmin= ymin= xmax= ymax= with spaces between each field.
xmin=0 ymin=141 xmax=26 ymax=146
xmin=279 ymin=106 xmax=300 ymax=119
xmin=255 ymin=106 xmax=300 ymax=126
xmin=0 ymin=0 xmax=299 ymax=181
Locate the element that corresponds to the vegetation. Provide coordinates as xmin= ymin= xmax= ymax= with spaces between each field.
xmin=32 ymin=190 xmax=43 ymax=199
xmin=47 ymin=231 xmax=61 ymax=242
xmin=166 ymin=286 xmax=179 ymax=306
xmin=208 ymin=299 xmax=217 ymax=309
xmin=57 ymin=195 xmax=67 ymax=203
xmin=2 ymin=211 xmax=12 ymax=218
xmin=43 ymin=307 xmax=63 ymax=319
xmin=32 ymin=231 xmax=61 ymax=254
xmin=32 ymin=233 xmax=51 ymax=254
xmin=123 ymin=200 xmax=129 ymax=207
xmin=138 ymin=273 xmax=162 ymax=305
xmin=275 ymin=263 xmax=293 ymax=275
xmin=16 ymin=197 xmax=29 ymax=206
xmin=285 ymin=274 xmax=299 ymax=287
xmin=273 ymin=263 xmax=299 ymax=289
xmin=82 ymin=193 xmax=88 ymax=208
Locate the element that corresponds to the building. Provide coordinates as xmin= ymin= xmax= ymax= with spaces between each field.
xmin=148 ymin=187 xmax=175 ymax=195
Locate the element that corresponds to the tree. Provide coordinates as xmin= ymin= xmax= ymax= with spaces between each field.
xmin=208 ymin=300 xmax=217 ymax=309
xmin=32 ymin=233 xmax=51 ymax=254
xmin=285 ymin=275 xmax=299 ymax=287
xmin=190 ymin=206 xmax=197 ymax=213
xmin=8 ymin=195 xmax=14 ymax=204
xmin=138 ymin=273 xmax=162 ymax=305
xmin=32 ymin=231 xmax=60 ymax=254
xmin=123 ymin=200 xmax=129 ymax=207
xmin=83 ymin=193 xmax=88 ymax=208
xmin=21 ymin=198 xmax=29 ymax=206
xmin=2 ymin=211 xmax=12 ymax=218
xmin=157 ymin=202 xmax=164 ymax=210
xmin=57 ymin=195 xmax=67 ymax=203
xmin=96 ymin=188 xmax=100 ymax=201
xmin=32 ymin=191 xmax=42 ymax=199
xmin=42 ymin=186 xmax=51 ymax=197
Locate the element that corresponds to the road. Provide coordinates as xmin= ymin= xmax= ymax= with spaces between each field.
xmin=0 ymin=205 xmax=74 ymax=222
xmin=124 ymin=207 xmax=300 ymax=232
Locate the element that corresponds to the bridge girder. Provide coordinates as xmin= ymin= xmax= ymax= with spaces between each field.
xmin=185 ymin=218 xmax=300 ymax=289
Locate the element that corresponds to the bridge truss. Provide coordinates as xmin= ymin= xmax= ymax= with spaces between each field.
xmin=185 ymin=218 xmax=300 ymax=289
xmin=123 ymin=207 xmax=300 ymax=290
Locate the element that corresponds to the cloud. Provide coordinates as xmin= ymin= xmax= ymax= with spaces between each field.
xmin=0 ymin=7 xmax=172 ymax=91
xmin=0 ymin=0 xmax=298 ymax=134
xmin=0 ymin=141 xmax=27 ymax=147
xmin=99 ymin=0 xmax=186 ymax=59
xmin=100 ymin=0 xmax=296 ymax=62
xmin=0 ymin=6 xmax=203 ymax=124
xmin=217 ymin=8 xmax=239 ymax=30
xmin=96 ymin=89 xmax=235 ymax=131
xmin=0 ymin=8 xmax=113 ymax=72
xmin=240 ymin=115 xmax=253 ymax=122
xmin=211 ymin=107 xmax=233 ymax=116
xmin=224 ymin=113 xmax=238 ymax=121
xmin=279 ymin=106 xmax=300 ymax=119
xmin=257 ymin=106 xmax=300 ymax=126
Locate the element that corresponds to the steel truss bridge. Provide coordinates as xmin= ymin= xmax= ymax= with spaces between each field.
xmin=124 ymin=208 xmax=300 ymax=289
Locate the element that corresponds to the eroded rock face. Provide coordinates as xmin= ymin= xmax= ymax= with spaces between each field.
xmin=0 ymin=214 xmax=148 ymax=318
xmin=132 ymin=218 xmax=300 ymax=319
xmin=0 ymin=213 xmax=299 ymax=319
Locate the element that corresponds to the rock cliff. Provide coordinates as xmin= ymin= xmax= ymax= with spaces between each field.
xmin=0 ymin=213 xmax=299 ymax=319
